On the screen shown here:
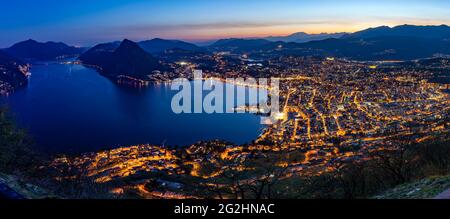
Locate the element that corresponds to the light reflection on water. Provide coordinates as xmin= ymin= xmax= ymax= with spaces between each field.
xmin=0 ymin=63 xmax=264 ymax=154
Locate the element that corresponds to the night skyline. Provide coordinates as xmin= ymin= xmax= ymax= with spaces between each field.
xmin=1 ymin=0 xmax=450 ymax=47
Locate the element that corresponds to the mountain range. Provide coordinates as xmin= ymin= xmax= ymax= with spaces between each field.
xmin=207 ymin=24 xmax=450 ymax=60
xmin=1 ymin=24 xmax=449 ymax=92
xmin=263 ymin=32 xmax=347 ymax=43
xmin=344 ymin=24 xmax=450 ymax=39
xmin=2 ymin=24 xmax=450 ymax=74
xmin=2 ymin=39 xmax=84 ymax=61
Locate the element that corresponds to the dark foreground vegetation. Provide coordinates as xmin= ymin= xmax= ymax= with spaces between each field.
xmin=0 ymin=107 xmax=39 ymax=173
xmin=274 ymin=137 xmax=450 ymax=199
xmin=0 ymin=107 xmax=52 ymax=198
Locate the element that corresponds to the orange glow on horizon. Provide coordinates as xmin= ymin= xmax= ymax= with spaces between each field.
xmin=152 ymin=20 xmax=450 ymax=42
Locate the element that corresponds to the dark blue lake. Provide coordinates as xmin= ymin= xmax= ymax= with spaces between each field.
xmin=0 ymin=63 xmax=264 ymax=154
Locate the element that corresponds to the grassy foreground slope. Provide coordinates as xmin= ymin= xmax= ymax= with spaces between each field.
xmin=374 ymin=175 xmax=450 ymax=199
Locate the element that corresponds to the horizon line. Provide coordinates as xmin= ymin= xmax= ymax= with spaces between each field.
xmin=3 ymin=23 xmax=449 ymax=47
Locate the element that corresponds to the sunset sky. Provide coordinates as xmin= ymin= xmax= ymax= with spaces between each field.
xmin=1 ymin=0 xmax=449 ymax=47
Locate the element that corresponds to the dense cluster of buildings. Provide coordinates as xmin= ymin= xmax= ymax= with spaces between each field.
xmin=50 ymin=55 xmax=449 ymax=198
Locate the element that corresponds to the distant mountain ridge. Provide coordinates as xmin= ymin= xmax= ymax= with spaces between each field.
xmin=344 ymin=24 xmax=450 ymax=40
xmin=294 ymin=24 xmax=450 ymax=60
xmin=207 ymin=24 xmax=450 ymax=61
xmin=282 ymin=35 xmax=450 ymax=60
xmin=79 ymin=39 xmax=162 ymax=80
xmin=3 ymin=39 xmax=83 ymax=61
xmin=264 ymin=32 xmax=347 ymax=43
xmin=4 ymin=24 xmax=450 ymax=64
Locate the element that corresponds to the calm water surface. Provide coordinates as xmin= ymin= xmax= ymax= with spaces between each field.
xmin=0 ymin=63 xmax=264 ymax=154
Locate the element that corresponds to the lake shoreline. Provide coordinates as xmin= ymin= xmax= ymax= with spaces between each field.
xmin=1 ymin=62 xmax=266 ymax=154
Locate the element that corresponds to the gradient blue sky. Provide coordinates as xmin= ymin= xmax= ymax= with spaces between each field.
xmin=1 ymin=0 xmax=449 ymax=47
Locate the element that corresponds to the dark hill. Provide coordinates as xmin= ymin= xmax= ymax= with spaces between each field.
xmin=138 ymin=38 xmax=205 ymax=55
xmin=213 ymin=25 xmax=450 ymax=61
xmin=4 ymin=39 xmax=83 ymax=61
xmin=0 ymin=50 xmax=28 ymax=90
xmin=79 ymin=39 xmax=162 ymax=79
xmin=78 ymin=42 xmax=120 ymax=68
xmin=287 ymin=35 xmax=450 ymax=60
xmin=344 ymin=24 xmax=450 ymax=40
xmin=264 ymin=32 xmax=347 ymax=43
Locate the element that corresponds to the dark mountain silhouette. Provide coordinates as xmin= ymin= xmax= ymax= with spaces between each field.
xmin=138 ymin=38 xmax=205 ymax=54
xmin=0 ymin=50 xmax=23 ymax=65
xmin=292 ymin=25 xmax=450 ymax=60
xmin=3 ymin=39 xmax=83 ymax=61
xmin=79 ymin=39 xmax=161 ymax=79
xmin=278 ymin=35 xmax=450 ymax=60
xmin=78 ymin=41 xmax=120 ymax=68
xmin=209 ymin=25 xmax=450 ymax=61
xmin=0 ymin=50 xmax=28 ymax=89
xmin=344 ymin=24 xmax=450 ymax=40
xmin=264 ymin=32 xmax=347 ymax=43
